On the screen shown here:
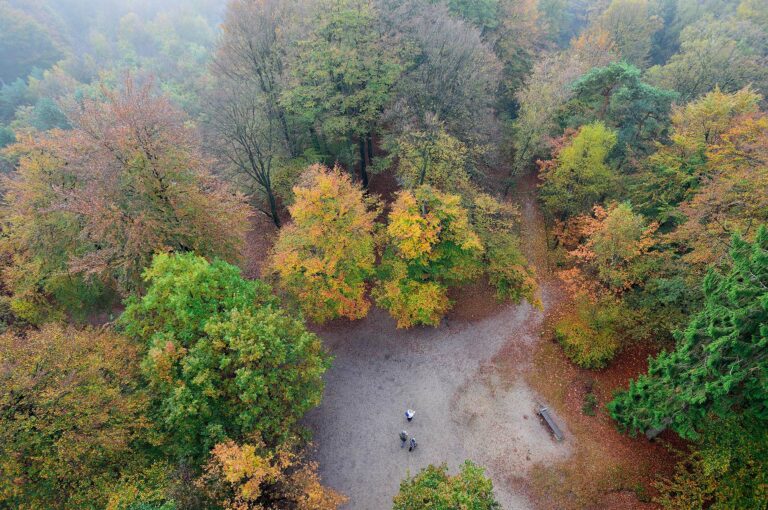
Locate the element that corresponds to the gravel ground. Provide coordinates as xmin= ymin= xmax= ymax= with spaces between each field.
xmin=304 ymin=290 xmax=570 ymax=510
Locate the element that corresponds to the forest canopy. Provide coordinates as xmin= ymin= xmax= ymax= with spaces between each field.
xmin=1 ymin=0 xmax=767 ymax=509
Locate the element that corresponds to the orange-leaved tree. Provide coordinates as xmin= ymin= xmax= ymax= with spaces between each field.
xmin=268 ymin=164 xmax=379 ymax=323
xmin=1 ymin=78 xmax=252 ymax=319
xmin=374 ymin=185 xmax=483 ymax=328
xmin=197 ymin=435 xmax=347 ymax=510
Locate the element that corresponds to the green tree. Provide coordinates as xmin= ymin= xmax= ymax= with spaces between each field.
xmin=121 ymin=253 xmax=330 ymax=460
xmin=392 ymin=461 xmax=501 ymax=510
xmin=282 ymin=0 xmax=402 ymax=186
xmin=566 ymin=62 xmax=677 ymax=166
xmin=539 ymin=122 xmax=618 ymax=218
xmin=608 ymin=227 xmax=768 ymax=439
xmin=0 ymin=4 xmax=62 ymax=83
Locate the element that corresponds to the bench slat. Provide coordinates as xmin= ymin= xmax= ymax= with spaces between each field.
xmin=538 ymin=406 xmax=564 ymax=442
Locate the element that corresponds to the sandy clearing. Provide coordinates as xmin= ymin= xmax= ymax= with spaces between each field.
xmin=304 ymin=290 xmax=571 ymax=510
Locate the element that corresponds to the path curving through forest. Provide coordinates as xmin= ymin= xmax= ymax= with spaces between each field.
xmin=304 ymin=172 xmax=574 ymax=509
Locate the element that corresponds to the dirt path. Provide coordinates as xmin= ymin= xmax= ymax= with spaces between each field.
xmin=304 ymin=173 xmax=573 ymax=509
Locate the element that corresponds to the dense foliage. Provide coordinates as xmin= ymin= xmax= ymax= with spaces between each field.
xmin=608 ymin=228 xmax=768 ymax=440
xmin=375 ymin=185 xmax=484 ymax=327
xmin=2 ymin=0 xmax=768 ymax=508
xmin=392 ymin=461 xmax=501 ymax=510
xmin=122 ymin=253 xmax=330 ymax=460
xmin=0 ymin=323 xmax=161 ymax=510
xmin=269 ymin=165 xmax=378 ymax=323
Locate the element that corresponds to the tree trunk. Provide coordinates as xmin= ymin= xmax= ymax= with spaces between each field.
xmin=359 ymin=138 xmax=369 ymax=188
xmin=267 ymin=187 xmax=281 ymax=228
xmin=418 ymin=149 xmax=430 ymax=186
xmin=278 ymin=107 xmax=297 ymax=158
xmin=366 ymin=132 xmax=373 ymax=163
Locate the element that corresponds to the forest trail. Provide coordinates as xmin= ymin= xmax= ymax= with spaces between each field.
xmin=304 ymin=172 xmax=574 ymax=510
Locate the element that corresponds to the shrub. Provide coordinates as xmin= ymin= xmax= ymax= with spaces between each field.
xmin=555 ymin=298 xmax=621 ymax=369
xmin=393 ymin=461 xmax=500 ymax=510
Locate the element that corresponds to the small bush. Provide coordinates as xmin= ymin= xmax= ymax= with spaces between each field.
xmin=555 ymin=298 xmax=621 ymax=369
xmin=582 ymin=392 xmax=598 ymax=416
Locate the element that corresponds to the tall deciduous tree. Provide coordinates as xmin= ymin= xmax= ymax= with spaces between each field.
xmin=1 ymin=79 xmax=252 ymax=313
xmin=121 ymin=253 xmax=329 ymax=460
xmin=282 ymin=0 xmax=402 ymax=187
xmin=0 ymin=323 xmax=161 ymax=510
xmin=632 ymin=87 xmax=761 ymax=224
xmin=374 ymin=185 xmax=483 ymax=328
xmin=209 ymin=0 xmax=305 ymax=227
xmin=382 ymin=0 xmax=501 ymax=139
xmin=670 ymin=109 xmax=768 ymax=267
xmin=594 ymin=0 xmax=662 ymax=68
xmin=269 ymin=165 xmax=378 ymax=323
xmin=608 ymin=227 xmax=768 ymax=439
xmin=538 ymin=122 xmax=618 ymax=218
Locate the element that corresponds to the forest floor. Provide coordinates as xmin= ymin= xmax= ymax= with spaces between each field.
xmin=246 ymin=170 xmax=679 ymax=509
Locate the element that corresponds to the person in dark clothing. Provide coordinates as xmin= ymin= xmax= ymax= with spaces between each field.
xmin=409 ymin=437 xmax=417 ymax=452
xmin=399 ymin=430 xmax=408 ymax=447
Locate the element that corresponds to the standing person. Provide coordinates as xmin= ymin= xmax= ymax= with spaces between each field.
xmin=405 ymin=409 xmax=415 ymax=422
xmin=409 ymin=437 xmax=417 ymax=452
xmin=399 ymin=430 xmax=408 ymax=448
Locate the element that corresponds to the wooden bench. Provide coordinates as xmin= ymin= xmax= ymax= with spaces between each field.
xmin=537 ymin=406 xmax=564 ymax=442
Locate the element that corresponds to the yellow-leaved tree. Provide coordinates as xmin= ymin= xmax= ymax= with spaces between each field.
xmin=374 ymin=185 xmax=483 ymax=328
xmin=268 ymin=164 xmax=379 ymax=323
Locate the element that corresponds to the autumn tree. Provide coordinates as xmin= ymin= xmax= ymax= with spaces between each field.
xmin=567 ymin=203 xmax=658 ymax=292
xmin=374 ymin=185 xmax=484 ymax=328
xmin=631 ymin=87 xmax=761 ymax=223
xmin=0 ymin=323 xmax=166 ymax=510
xmin=654 ymin=418 xmax=768 ymax=510
xmin=121 ymin=253 xmax=329 ymax=460
xmin=197 ymin=436 xmax=347 ymax=510
xmin=539 ymin=122 xmax=618 ymax=218
xmin=608 ymin=227 xmax=768 ymax=439
xmin=646 ymin=15 xmax=768 ymax=102
xmin=594 ymin=0 xmax=662 ymax=68
xmin=669 ymin=108 xmax=768 ymax=267
xmin=282 ymin=0 xmax=402 ymax=186
xmin=392 ymin=461 xmax=500 ymax=510
xmin=1 ymin=79 xmax=252 ymax=318
xmin=269 ymin=165 xmax=378 ymax=323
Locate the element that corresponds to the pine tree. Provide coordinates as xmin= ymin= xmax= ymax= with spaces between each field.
xmin=608 ymin=226 xmax=768 ymax=439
